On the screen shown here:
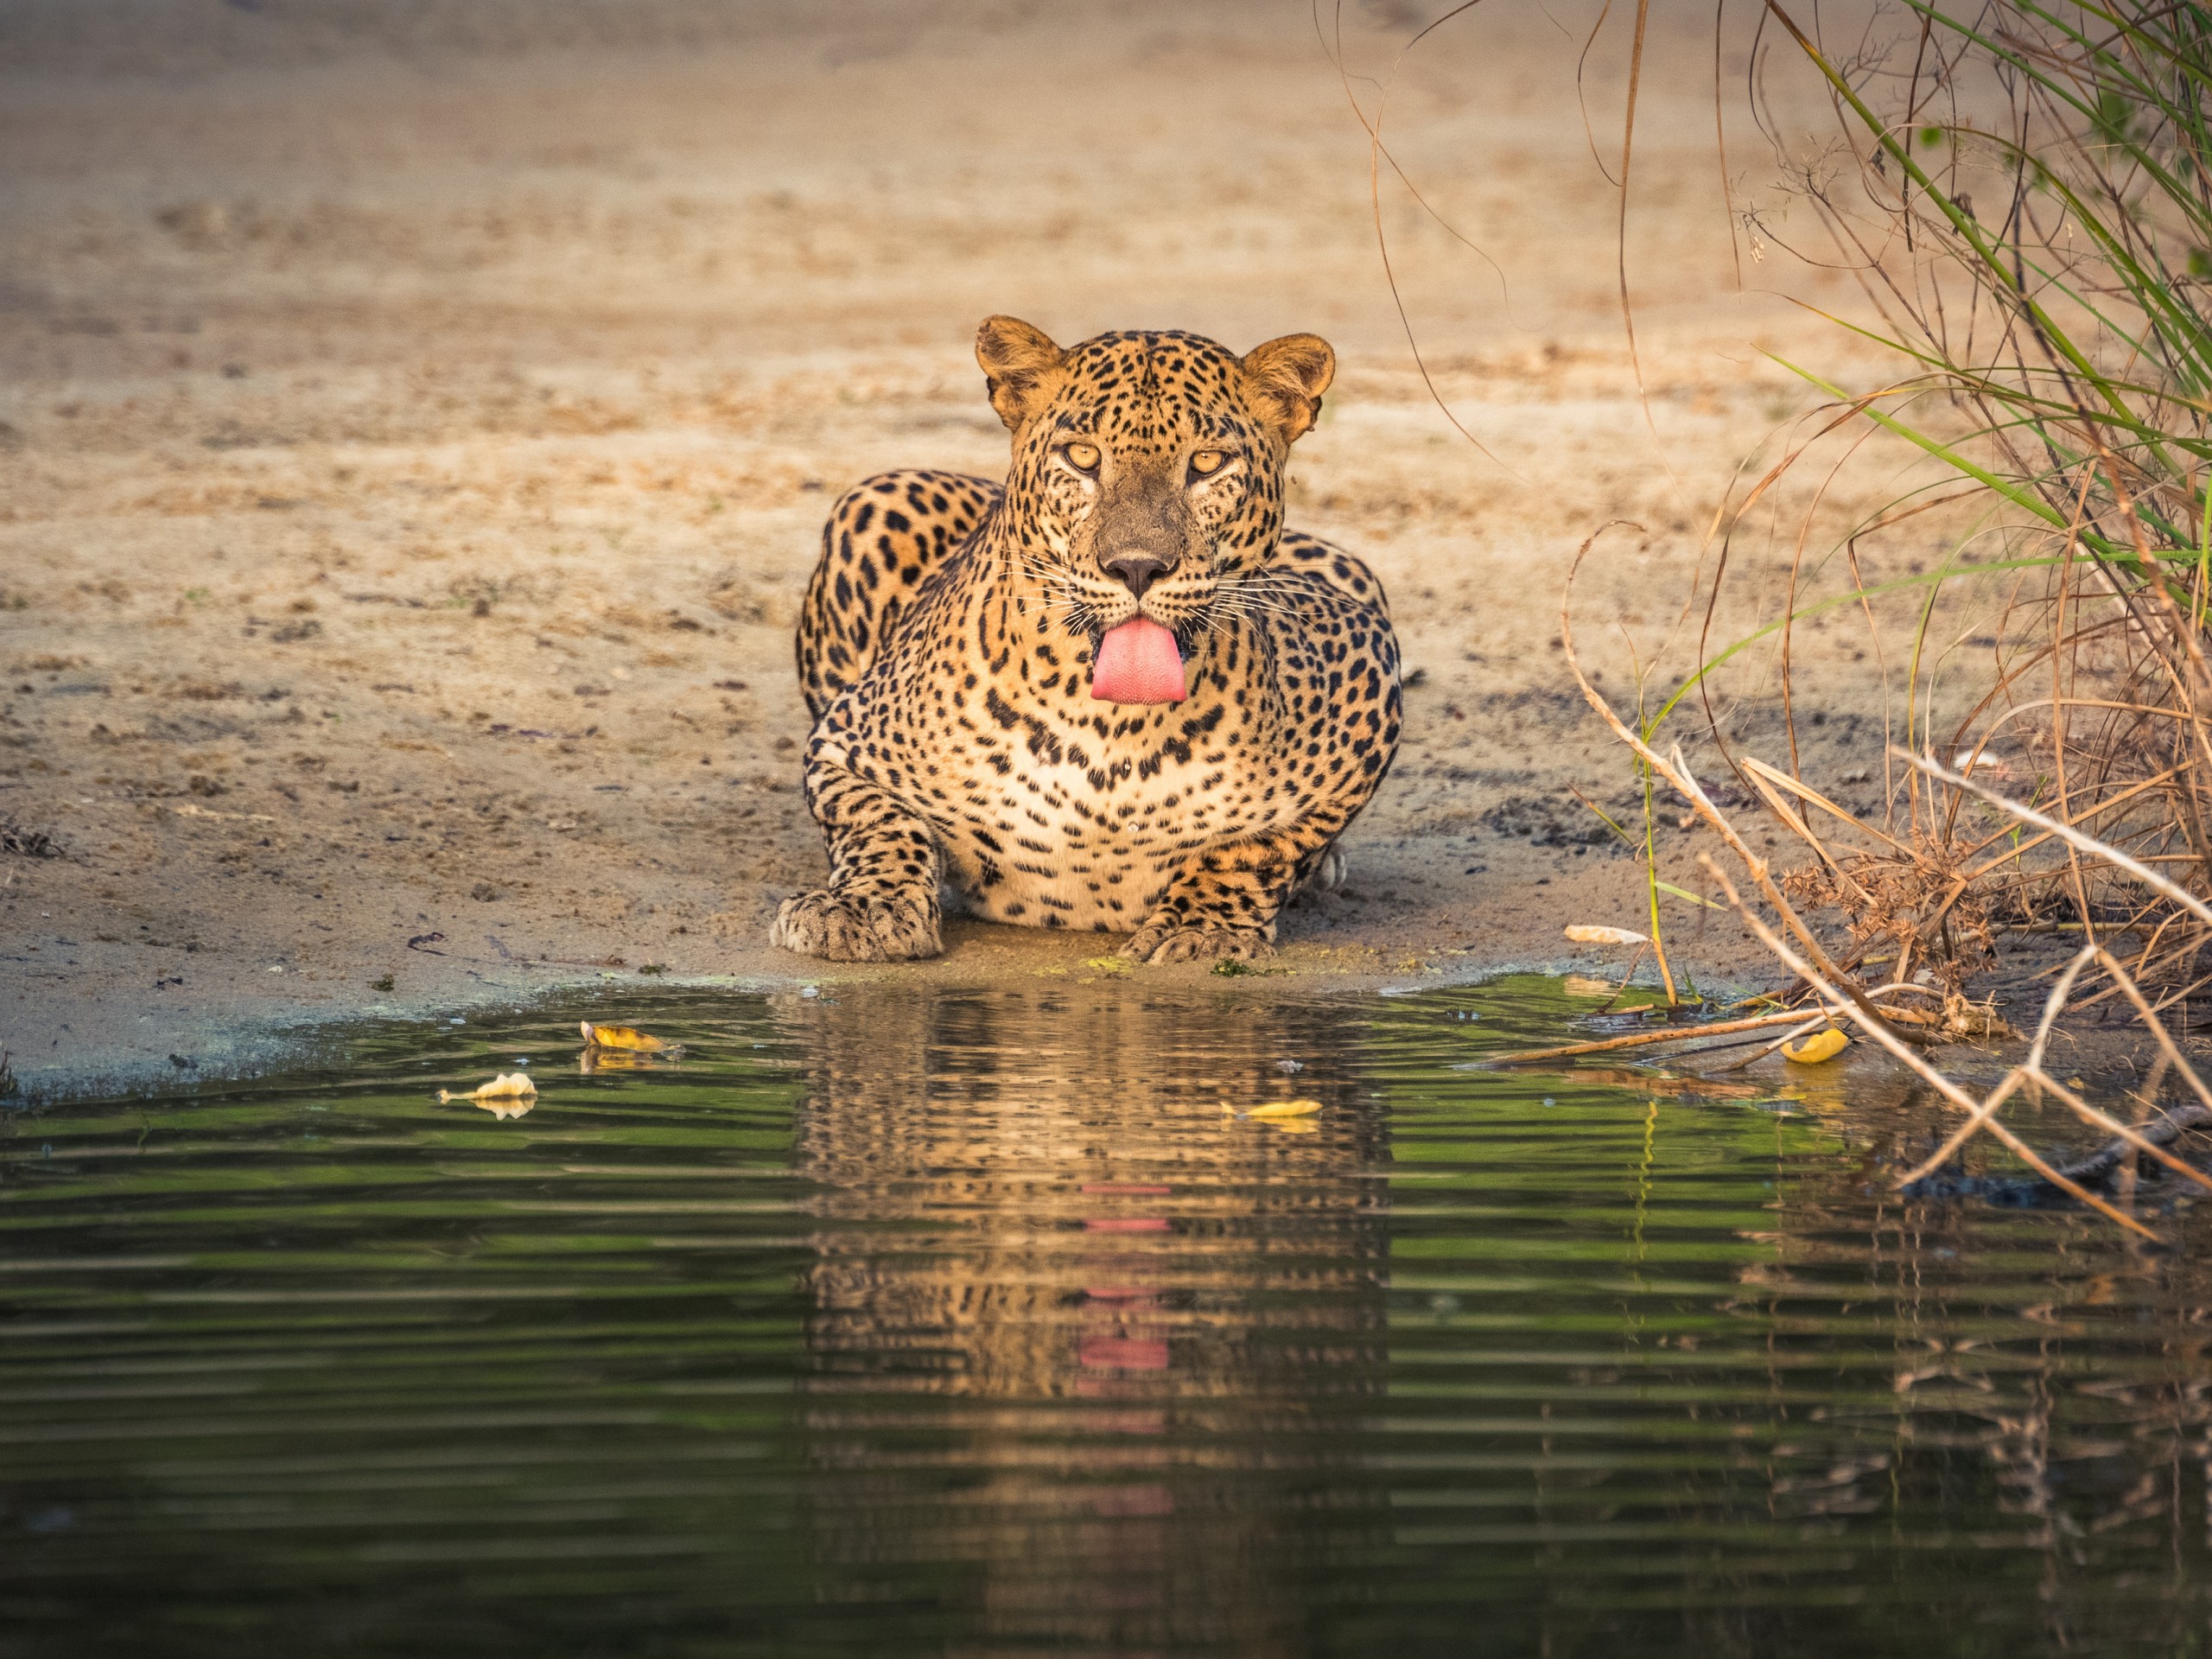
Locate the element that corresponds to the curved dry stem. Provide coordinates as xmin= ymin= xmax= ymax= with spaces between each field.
xmin=1700 ymin=854 xmax=2160 ymax=1239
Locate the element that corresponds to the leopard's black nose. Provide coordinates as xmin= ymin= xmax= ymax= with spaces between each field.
xmin=1104 ymin=555 xmax=1170 ymax=599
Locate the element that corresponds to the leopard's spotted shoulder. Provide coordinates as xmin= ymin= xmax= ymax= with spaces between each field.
xmin=1234 ymin=533 xmax=1402 ymax=793
xmin=795 ymin=468 xmax=1001 ymax=722
xmin=1280 ymin=528 xmax=1391 ymax=618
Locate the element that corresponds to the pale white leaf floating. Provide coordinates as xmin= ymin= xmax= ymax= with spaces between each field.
xmin=1563 ymin=925 xmax=1649 ymax=945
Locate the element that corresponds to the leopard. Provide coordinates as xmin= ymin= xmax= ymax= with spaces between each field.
xmin=772 ymin=315 xmax=1402 ymax=964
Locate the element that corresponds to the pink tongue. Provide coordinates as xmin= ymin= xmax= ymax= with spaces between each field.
xmin=1090 ymin=617 xmax=1186 ymax=705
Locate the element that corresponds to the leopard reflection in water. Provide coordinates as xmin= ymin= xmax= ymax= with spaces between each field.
xmin=781 ymin=983 xmax=1391 ymax=1649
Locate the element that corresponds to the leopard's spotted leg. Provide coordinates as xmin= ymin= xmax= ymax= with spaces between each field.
xmin=783 ymin=468 xmax=998 ymax=957
xmin=772 ymin=741 xmax=944 ymax=963
xmin=1125 ymin=811 xmax=1353 ymax=964
xmin=795 ymin=468 xmax=1001 ymax=723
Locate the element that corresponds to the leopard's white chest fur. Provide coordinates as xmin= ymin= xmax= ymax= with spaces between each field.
xmin=918 ymin=690 xmax=1286 ymax=931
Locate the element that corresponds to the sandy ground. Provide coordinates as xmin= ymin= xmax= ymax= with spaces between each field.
xmin=0 ymin=0 xmax=1988 ymax=1096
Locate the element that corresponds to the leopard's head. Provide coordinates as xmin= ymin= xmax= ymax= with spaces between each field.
xmin=975 ymin=317 xmax=1333 ymax=663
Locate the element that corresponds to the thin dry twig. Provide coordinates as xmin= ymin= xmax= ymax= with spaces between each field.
xmin=1904 ymin=747 xmax=2212 ymax=926
xmin=1700 ymin=855 xmax=2163 ymax=1239
xmin=1491 ymin=1009 xmax=1827 ymax=1065
xmin=1562 ymin=527 xmax=1929 ymax=1040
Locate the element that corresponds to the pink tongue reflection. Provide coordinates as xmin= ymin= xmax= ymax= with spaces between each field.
xmin=1089 ymin=617 xmax=1186 ymax=705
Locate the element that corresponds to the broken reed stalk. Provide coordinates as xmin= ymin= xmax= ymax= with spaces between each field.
xmin=1709 ymin=745 xmax=2212 ymax=1236
xmin=1890 ymin=942 xmax=2212 ymax=1195
xmin=1699 ymin=855 xmax=2166 ymax=1241
xmin=1881 ymin=762 xmax=2212 ymax=1207
xmin=1903 ymin=750 xmax=2212 ymax=929
xmin=1491 ymin=1009 xmax=1828 ymax=1065
xmin=1491 ymin=988 xmax=1959 ymax=1066
xmin=1561 ymin=528 xmax=1932 ymax=1046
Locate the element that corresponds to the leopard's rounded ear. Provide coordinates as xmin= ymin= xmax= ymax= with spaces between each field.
xmin=976 ymin=315 xmax=1067 ymax=432
xmin=1241 ymin=334 xmax=1336 ymax=444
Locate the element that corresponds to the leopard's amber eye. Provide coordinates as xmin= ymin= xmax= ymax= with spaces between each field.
xmin=1189 ymin=449 xmax=1228 ymax=478
xmin=1063 ymin=442 xmax=1101 ymax=473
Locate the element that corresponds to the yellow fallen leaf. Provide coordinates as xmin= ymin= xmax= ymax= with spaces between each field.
xmin=580 ymin=1020 xmax=671 ymax=1052
xmin=1781 ymin=1028 xmax=1848 ymax=1065
xmin=1564 ymin=925 xmax=1649 ymax=945
xmin=1234 ymin=1098 xmax=1324 ymax=1120
xmin=438 ymin=1071 xmax=538 ymax=1104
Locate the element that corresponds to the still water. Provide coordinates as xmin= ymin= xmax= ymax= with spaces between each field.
xmin=3 ymin=977 xmax=2209 ymax=1656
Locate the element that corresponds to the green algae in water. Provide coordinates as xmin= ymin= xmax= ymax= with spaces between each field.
xmin=1 ymin=977 xmax=2209 ymax=1656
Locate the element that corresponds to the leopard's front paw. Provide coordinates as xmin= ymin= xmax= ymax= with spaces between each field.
xmin=772 ymin=888 xmax=942 ymax=962
xmin=1126 ymin=918 xmax=1275 ymax=965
